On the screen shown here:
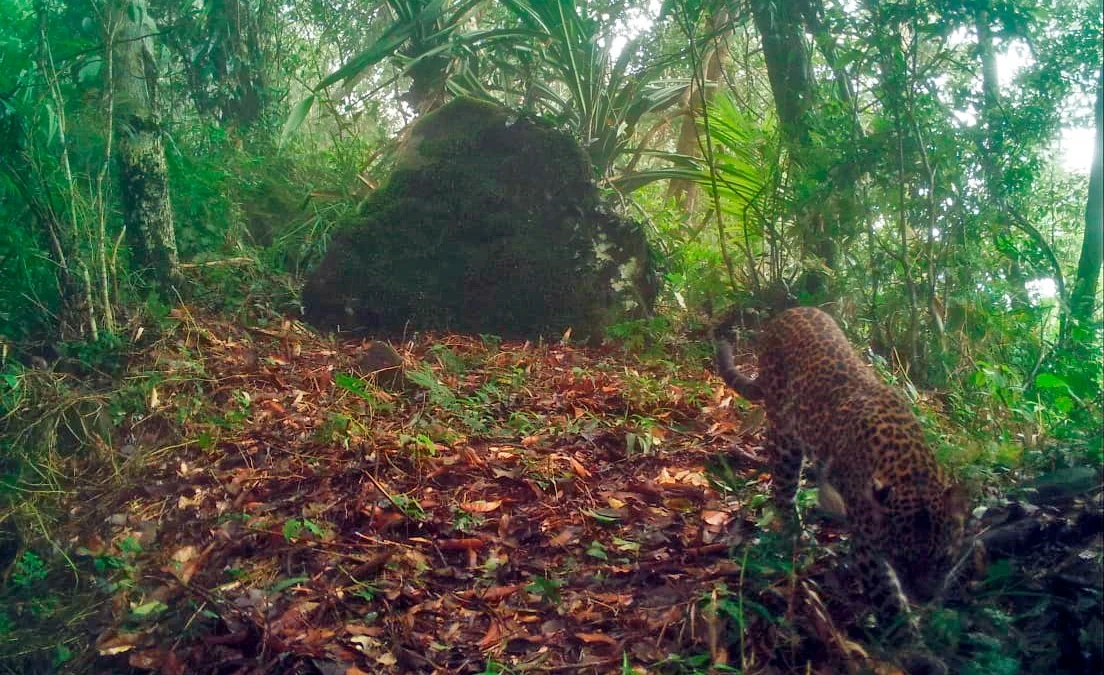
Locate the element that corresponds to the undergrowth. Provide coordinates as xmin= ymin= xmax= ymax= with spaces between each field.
xmin=0 ymin=283 xmax=1098 ymax=673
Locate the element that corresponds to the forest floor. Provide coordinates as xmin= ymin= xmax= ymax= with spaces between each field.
xmin=7 ymin=309 xmax=1102 ymax=674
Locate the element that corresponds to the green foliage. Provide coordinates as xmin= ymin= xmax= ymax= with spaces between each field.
xmin=333 ymin=373 xmax=394 ymax=419
xmin=496 ymin=0 xmax=686 ymax=178
xmin=451 ymin=506 xmax=485 ymax=533
xmin=476 ymin=660 xmax=514 ymax=675
xmin=525 ymin=575 xmax=562 ymax=604
xmin=80 ymin=534 xmax=142 ymax=593
xmin=389 ymin=494 xmax=427 ymax=520
xmin=308 ymin=0 xmax=684 ymax=181
xmin=56 ymin=333 xmax=127 ymax=375
xmin=429 ymin=344 xmax=474 ymax=375
xmin=406 ymin=365 xmax=459 ymax=409
xmin=11 ymin=551 xmax=48 ymax=589
xmin=0 ymin=364 xmax=23 ymax=419
xmin=399 ymin=432 xmax=438 ymax=456
xmin=0 ymin=204 xmax=57 ymax=342
xmin=282 ymin=518 xmax=331 ymax=542
xmin=606 ymin=316 xmax=671 ymax=355
xmin=585 ymin=540 xmax=608 ymax=560
xmin=0 ymin=2 xmax=1099 ymax=670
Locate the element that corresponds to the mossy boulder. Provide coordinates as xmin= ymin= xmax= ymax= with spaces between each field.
xmin=302 ymin=97 xmax=657 ymax=340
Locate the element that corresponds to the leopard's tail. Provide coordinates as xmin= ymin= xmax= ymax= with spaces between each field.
xmin=713 ymin=338 xmax=764 ymax=402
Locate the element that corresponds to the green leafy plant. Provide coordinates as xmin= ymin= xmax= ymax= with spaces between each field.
xmin=585 ymin=540 xmax=608 ymax=561
xmin=405 ymin=365 xmax=458 ymax=409
xmin=314 ymin=412 xmax=355 ymax=445
xmin=282 ymin=518 xmax=332 ymax=542
xmin=80 ymin=536 xmax=143 ymax=592
xmin=399 ymin=432 xmax=438 ymax=456
xmin=429 ymin=344 xmax=472 ymax=375
xmin=497 ymin=0 xmax=687 ymax=178
xmin=129 ymin=600 xmax=169 ymax=622
xmin=525 ymin=575 xmax=562 ymax=605
xmin=282 ymin=519 xmax=304 ymax=541
xmin=476 ymin=660 xmax=514 ymax=675
xmin=334 ymin=372 xmax=383 ymax=404
xmin=11 ymin=551 xmax=47 ymax=588
xmin=452 ymin=507 xmax=485 ymax=534
xmin=354 ymin=586 xmax=380 ymax=603
xmin=606 ymin=316 xmax=671 ymax=355
xmin=390 ymin=494 xmax=427 ymax=521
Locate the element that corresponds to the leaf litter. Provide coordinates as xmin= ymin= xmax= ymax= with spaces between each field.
xmin=61 ymin=310 xmax=915 ymax=675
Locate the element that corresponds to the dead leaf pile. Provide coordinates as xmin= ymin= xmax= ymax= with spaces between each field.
xmin=55 ymin=309 xmax=901 ymax=675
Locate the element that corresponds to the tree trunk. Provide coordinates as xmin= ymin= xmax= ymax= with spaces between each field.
xmin=975 ymin=9 xmax=1003 ymax=203
xmin=666 ymin=7 xmax=730 ymax=212
xmin=749 ymin=0 xmax=838 ymax=297
xmin=748 ymin=0 xmax=814 ymax=144
xmin=114 ymin=0 xmax=183 ymax=291
xmin=1069 ymin=72 xmax=1103 ymax=328
xmin=203 ymin=0 xmax=272 ymax=129
xmin=977 ymin=8 xmax=1033 ymax=307
xmin=799 ymin=0 xmax=860 ymax=136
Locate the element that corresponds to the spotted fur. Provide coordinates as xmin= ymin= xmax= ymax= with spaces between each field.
xmin=715 ymin=306 xmax=966 ymax=632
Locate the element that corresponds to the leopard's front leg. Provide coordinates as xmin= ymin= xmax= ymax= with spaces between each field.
xmin=766 ymin=427 xmax=804 ymax=521
xmin=850 ymin=537 xmax=917 ymax=641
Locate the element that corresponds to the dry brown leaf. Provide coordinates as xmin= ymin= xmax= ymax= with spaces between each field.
xmin=701 ymin=510 xmax=732 ymax=527
xmin=549 ymin=529 xmax=576 ymax=546
xmin=96 ymin=632 xmax=142 ymax=656
xmin=477 ymin=621 xmax=502 ymax=650
xmin=127 ymin=648 xmax=163 ymax=670
xmin=664 ymin=497 xmax=694 ymax=511
xmin=477 ymin=584 xmax=523 ymax=601
xmin=170 ymin=546 xmax=197 ymax=564
xmin=167 ymin=541 xmax=216 ymax=584
xmin=707 ymin=420 xmax=739 ymax=435
xmin=574 ymin=632 xmax=617 ymax=645
xmin=567 ymin=456 xmax=591 ymax=478
xmin=460 ymin=499 xmax=502 ymax=513
xmin=349 ymin=634 xmax=376 ymax=655
xmin=262 ymin=399 xmax=286 ymax=414
xmin=591 ymin=592 xmax=633 ymax=606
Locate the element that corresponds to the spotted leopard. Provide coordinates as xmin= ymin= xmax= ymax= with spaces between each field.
xmin=714 ymin=306 xmax=966 ymax=634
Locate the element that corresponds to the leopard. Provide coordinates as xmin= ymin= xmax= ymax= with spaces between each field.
xmin=713 ymin=306 xmax=967 ymax=638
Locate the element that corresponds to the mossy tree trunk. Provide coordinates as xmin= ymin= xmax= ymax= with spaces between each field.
xmin=748 ymin=0 xmax=839 ymax=298
xmin=1069 ymin=72 xmax=1103 ymax=331
xmin=113 ymin=0 xmax=183 ymax=291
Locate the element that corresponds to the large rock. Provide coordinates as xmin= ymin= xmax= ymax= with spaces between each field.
xmin=302 ymin=98 xmax=657 ymax=340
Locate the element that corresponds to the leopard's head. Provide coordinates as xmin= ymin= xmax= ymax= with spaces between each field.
xmin=877 ymin=480 xmax=968 ymax=602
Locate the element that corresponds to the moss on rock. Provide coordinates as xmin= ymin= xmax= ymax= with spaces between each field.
xmin=303 ymin=97 xmax=657 ymax=340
